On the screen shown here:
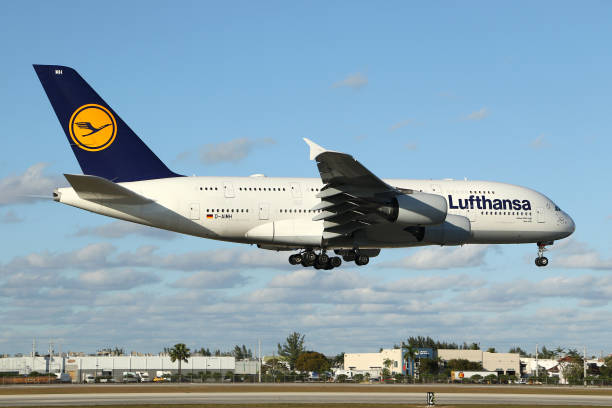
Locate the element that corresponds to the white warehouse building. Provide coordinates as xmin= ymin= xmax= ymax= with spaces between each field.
xmin=0 ymin=355 xmax=249 ymax=382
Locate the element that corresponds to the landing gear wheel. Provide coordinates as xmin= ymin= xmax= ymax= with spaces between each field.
xmin=290 ymin=254 xmax=303 ymax=265
xmin=330 ymin=256 xmax=342 ymax=268
xmin=304 ymin=251 xmax=316 ymax=263
xmin=301 ymin=251 xmax=316 ymax=267
xmin=288 ymin=254 xmax=301 ymax=265
xmin=318 ymin=253 xmax=329 ymax=265
xmin=343 ymin=254 xmax=355 ymax=262
xmin=535 ymin=242 xmax=552 ymax=267
xmin=355 ymin=255 xmax=369 ymax=266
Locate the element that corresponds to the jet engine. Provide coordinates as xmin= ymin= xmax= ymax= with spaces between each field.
xmin=422 ymin=214 xmax=471 ymax=245
xmin=377 ymin=192 xmax=447 ymax=226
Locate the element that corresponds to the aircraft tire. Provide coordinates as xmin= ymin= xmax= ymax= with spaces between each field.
xmin=355 ymin=255 xmax=369 ymax=266
xmin=330 ymin=256 xmax=342 ymax=268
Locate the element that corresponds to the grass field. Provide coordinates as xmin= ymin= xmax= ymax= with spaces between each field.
xmin=2 ymin=404 xmax=612 ymax=408
xmin=1 ymin=383 xmax=612 ymax=396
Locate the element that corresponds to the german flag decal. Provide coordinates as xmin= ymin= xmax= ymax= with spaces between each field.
xmin=206 ymin=214 xmax=213 ymax=219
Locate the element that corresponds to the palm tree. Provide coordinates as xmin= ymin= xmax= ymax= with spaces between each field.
xmin=382 ymin=358 xmax=393 ymax=380
xmin=402 ymin=342 xmax=417 ymax=379
xmin=169 ymin=343 xmax=191 ymax=381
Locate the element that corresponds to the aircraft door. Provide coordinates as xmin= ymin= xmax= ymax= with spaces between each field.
xmin=188 ymin=203 xmax=200 ymax=220
xmin=223 ymin=182 xmax=235 ymax=198
xmin=536 ymin=207 xmax=545 ymax=223
xmin=289 ymin=182 xmax=302 ymax=199
xmin=259 ymin=203 xmax=270 ymax=220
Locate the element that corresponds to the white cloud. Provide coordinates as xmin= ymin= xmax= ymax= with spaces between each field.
xmin=1 ymin=244 xmax=287 ymax=275
xmin=199 ymin=137 xmax=276 ymax=165
xmin=171 ymin=270 xmax=249 ymax=289
xmin=383 ymin=245 xmax=490 ymax=269
xmin=0 ymin=210 xmax=23 ymax=223
xmin=557 ymin=251 xmax=612 ymax=270
xmin=0 ymin=163 xmax=63 ymax=206
xmin=530 ymin=134 xmax=547 ymax=149
xmin=77 ymin=269 xmax=160 ymax=291
xmin=73 ymin=221 xmax=177 ymax=240
xmin=554 ymin=240 xmax=612 ymax=270
xmin=332 ymin=72 xmax=368 ymax=90
xmin=463 ymin=107 xmax=489 ymax=121
xmin=390 ymin=119 xmax=414 ymax=131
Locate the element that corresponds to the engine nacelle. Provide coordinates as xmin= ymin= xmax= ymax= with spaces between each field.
xmin=378 ymin=192 xmax=447 ymax=226
xmin=422 ymin=214 xmax=471 ymax=245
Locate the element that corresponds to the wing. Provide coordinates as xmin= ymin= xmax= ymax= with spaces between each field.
xmin=304 ymin=138 xmax=409 ymax=241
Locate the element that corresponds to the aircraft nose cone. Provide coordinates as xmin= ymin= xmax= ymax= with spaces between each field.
xmin=561 ymin=212 xmax=575 ymax=237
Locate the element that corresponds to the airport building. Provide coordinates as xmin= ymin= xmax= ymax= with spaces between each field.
xmin=345 ymin=348 xmax=519 ymax=377
xmin=0 ymin=355 xmax=256 ymax=383
xmin=438 ymin=349 xmax=520 ymax=376
xmin=344 ymin=348 xmax=437 ymax=377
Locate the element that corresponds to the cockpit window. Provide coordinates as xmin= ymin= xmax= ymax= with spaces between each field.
xmin=555 ymin=205 xmax=561 ymax=211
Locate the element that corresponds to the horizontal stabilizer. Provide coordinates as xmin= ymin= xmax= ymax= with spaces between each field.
xmin=64 ymin=174 xmax=152 ymax=205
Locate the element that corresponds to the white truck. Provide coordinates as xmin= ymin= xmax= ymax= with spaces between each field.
xmin=122 ymin=372 xmax=139 ymax=383
xmin=136 ymin=372 xmax=150 ymax=382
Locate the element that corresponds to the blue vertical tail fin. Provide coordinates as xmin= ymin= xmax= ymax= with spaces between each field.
xmin=33 ymin=64 xmax=182 ymax=182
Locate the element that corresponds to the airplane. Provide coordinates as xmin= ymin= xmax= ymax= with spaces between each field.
xmin=33 ymin=65 xmax=575 ymax=270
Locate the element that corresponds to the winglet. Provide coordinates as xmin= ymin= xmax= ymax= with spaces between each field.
xmin=303 ymin=138 xmax=327 ymax=160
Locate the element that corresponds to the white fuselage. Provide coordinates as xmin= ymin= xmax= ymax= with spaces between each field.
xmin=55 ymin=176 xmax=575 ymax=250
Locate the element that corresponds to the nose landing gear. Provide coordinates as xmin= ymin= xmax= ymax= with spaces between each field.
xmin=535 ymin=241 xmax=551 ymax=267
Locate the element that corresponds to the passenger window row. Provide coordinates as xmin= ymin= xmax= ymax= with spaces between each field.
xmin=481 ymin=211 xmax=531 ymax=216
xmin=279 ymin=209 xmax=322 ymax=213
xmin=470 ymin=190 xmax=496 ymax=194
xmin=206 ymin=209 xmax=249 ymax=213
xmin=239 ymin=187 xmax=286 ymax=191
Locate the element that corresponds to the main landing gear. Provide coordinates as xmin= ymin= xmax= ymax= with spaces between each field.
xmin=288 ymin=249 xmax=371 ymax=269
xmin=288 ymin=250 xmax=342 ymax=270
xmin=535 ymin=241 xmax=551 ymax=267
xmin=340 ymin=250 xmax=369 ymax=266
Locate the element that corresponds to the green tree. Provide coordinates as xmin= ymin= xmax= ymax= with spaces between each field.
xmin=419 ymin=358 xmax=440 ymax=376
xmin=401 ymin=342 xmax=417 ymax=378
xmin=447 ymin=358 xmax=483 ymax=371
xmin=330 ymin=352 xmax=345 ymax=368
xmin=232 ymin=345 xmax=252 ymax=360
xmin=295 ymin=352 xmax=330 ymax=373
xmin=508 ymin=346 xmax=529 ymax=357
xmin=485 ymin=374 xmax=497 ymax=384
xmin=277 ymin=332 xmax=305 ymax=370
xmin=554 ymin=346 xmax=565 ymax=358
xmin=168 ymin=343 xmax=191 ymax=381
xmin=486 ymin=347 xmax=496 ymax=353
xmin=401 ymin=336 xmax=460 ymax=350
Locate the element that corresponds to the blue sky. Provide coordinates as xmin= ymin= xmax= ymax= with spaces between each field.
xmin=1 ymin=1 xmax=611 ymax=357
